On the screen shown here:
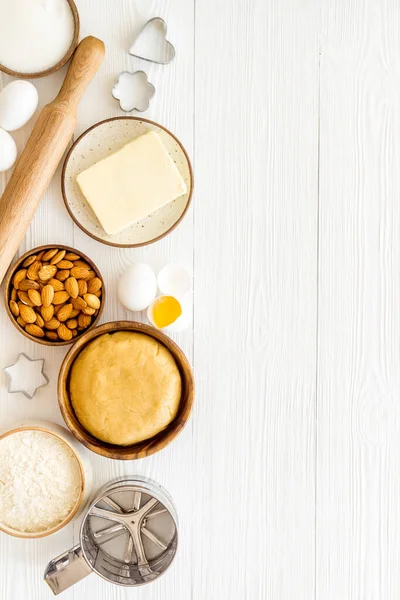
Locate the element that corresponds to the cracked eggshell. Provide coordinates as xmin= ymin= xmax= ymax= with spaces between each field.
xmin=117 ymin=263 xmax=157 ymax=312
xmin=157 ymin=264 xmax=192 ymax=298
xmin=0 ymin=128 xmax=17 ymax=172
xmin=0 ymin=81 xmax=38 ymax=132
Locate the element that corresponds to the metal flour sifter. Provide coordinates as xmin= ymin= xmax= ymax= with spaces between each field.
xmin=44 ymin=476 xmax=178 ymax=593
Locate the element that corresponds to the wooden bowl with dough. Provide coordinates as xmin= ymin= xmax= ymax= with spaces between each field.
xmin=58 ymin=321 xmax=195 ymax=460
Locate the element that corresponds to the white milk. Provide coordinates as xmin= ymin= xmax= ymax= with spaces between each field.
xmin=0 ymin=0 xmax=75 ymax=73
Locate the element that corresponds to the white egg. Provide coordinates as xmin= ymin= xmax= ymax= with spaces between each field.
xmin=118 ymin=263 xmax=157 ymax=312
xmin=0 ymin=80 xmax=38 ymax=132
xmin=157 ymin=264 xmax=192 ymax=298
xmin=0 ymin=128 xmax=17 ymax=172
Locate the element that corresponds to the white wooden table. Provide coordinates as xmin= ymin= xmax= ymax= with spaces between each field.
xmin=1 ymin=0 xmax=400 ymax=598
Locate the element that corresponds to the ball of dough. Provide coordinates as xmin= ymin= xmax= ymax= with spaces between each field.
xmin=69 ymin=332 xmax=181 ymax=445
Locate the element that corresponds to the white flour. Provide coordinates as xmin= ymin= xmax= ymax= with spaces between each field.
xmin=0 ymin=0 xmax=75 ymax=73
xmin=0 ymin=430 xmax=81 ymax=533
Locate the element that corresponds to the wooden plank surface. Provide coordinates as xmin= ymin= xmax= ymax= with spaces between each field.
xmin=193 ymin=0 xmax=318 ymax=598
xmin=317 ymin=1 xmax=400 ymax=598
xmin=1 ymin=0 xmax=400 ymax=598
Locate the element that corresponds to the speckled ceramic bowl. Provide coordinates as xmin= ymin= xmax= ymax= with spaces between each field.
xmin=62 ymin=117 xmax=193 ymax=247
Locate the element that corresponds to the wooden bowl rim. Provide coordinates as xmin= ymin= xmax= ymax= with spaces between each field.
xmin=0 ymin=0 xmax=80 ymax=79
xmin=4 ymin=243 xmax=105 ymax=346
xmin=61 ymin=116 xmax=194 ymax=248
xmin=58 ymin=321 xmax=195 ymax=460
xmin=0 ymin=425 xmax=85 ymax=538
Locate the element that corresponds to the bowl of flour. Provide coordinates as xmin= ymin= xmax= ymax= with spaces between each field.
xmin=0 ymin=421 xmax=92 ymax=538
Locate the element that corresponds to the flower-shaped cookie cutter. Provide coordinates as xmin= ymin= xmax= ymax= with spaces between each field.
xmin=3 ymin=353 xmax=49 ymax=399
xmin=112 ymin=70 xmax=155 ymax=113
xmin=128 ymin=17 xmax=175 ymax=65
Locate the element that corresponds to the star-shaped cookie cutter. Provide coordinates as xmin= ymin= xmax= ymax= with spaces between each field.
xmin=3 ymin=353 xmax=49 ymax=399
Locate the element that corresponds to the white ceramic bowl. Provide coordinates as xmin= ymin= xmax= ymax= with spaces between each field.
xmin=0 ymin=420 xmax=93 ymax=538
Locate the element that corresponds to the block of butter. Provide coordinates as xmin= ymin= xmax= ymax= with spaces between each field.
xmin=76 ymin=131 xmax=187 ymax=235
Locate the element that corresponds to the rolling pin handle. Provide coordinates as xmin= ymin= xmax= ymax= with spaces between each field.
xmin=56 ymin=36 xmax=105 ymax=111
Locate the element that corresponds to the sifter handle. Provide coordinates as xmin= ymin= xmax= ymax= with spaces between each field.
xmin=44 ymin=544 xmax=92 ymax=595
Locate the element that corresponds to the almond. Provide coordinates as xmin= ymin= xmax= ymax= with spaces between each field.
xmin=70 ymin=308 xmax=80 ymax=318
xmin=27 ymin=289 xmax=42 ymax=306
xmin=58 ymin=323 xmax=72 ymax=341
xmin=87 ymin=277 xmax=102 ymax=293
xmin=42 ymin=248 xmax=58 ymax=261
xmin=38 ymin=264 xmax=57 ymax=281
xmin=17 ymin=291 xmax=35 ymax=306
xmin=35 ymin=313 xmax=45 ymax=328
xmin=93 ymin=290 xmax=102 ymax=297
xmin=13 ymin=269 xmax=27 ymax=289
xmin=49 ymin=278 xmax=64 ymax=291
xmin=11 ymin=288 xmax=17 ymax=301
xmin=45 ymin=331 xmax=58 ymax=341
xmin=65 ymin=318 xmax=77 ymax=330
xmin=65 ymin=252 xmax=80 ymax=261
xmin=50 ymin=250 xmax=66 ymax=265
xmin=57 ymin=260 xmax=74 ymax=270
xmin=36 ymin=251 xmax=45 ymax=261
xmin=17 ymin=316 xmax=26 ymax=328
xmin=57 ymin=303 xmax=73 ymax=322
xmin=19 ymin=279 xmax=40 ymax=291
xmin=41 ymin=284 xmax=54 ymax=307
xmin=27 ymin=261 xmax=41 ymax=280
xmin=9 ymin=300 xmax=19 ymax=316
xmin=55 ymin=269 xmax=70 ymax=281
xmin=53 ymin=291 xmax=70 ymax=305
xmin=77 ymin=279 xmax=87 ymax=296
xmin=72 ymin=329 xmax=78 ymax=337
xmin=70 ymin=266 xmax=90 ymax=279
xmin=65 ymin=277 xmax=79 ymax=299
xmin=73 ymin=260 xmax=90 ymax=269
xmin=78 ymin=313 xmax=92 ymax=328
xmin=19 ymin=305 xmax=37 ymax=324
xmin=84 ymin=293 xmax=101 ymax=309
xmin=85 ymin=270 xmax=96 ymax=281
xmin=82 ymin=306 xmax=96 ymax=316
xmin=72 ymin=297 xmax=87 ymax=310
xmin=44 ymin=318 xmax=60 ymax=330
xmin=41 ymin=305 xmax=54 ymax=322
xmin=25 ymin=323 xmax=45 ymax=338
xmin=22 ymin=254 xmax=37 ymax=267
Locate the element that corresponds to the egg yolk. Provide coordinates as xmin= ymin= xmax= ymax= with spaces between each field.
xmin=152 ymin=296 xmax=182 ymax=328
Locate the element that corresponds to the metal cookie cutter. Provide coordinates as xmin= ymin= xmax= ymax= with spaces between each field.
xmin=44 ymin=476 xmax=178 ymax=593
xmin=128 ymin=17 xmax=176 ymax=65
xmin=112 ymin=70 xmax=155 ymax=112
xmin=3 ymin=352 xmax=49 ymax=399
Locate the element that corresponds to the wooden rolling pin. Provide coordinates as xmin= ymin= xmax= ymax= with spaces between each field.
xmin=0 ymin=36 xmax=105 ymax=285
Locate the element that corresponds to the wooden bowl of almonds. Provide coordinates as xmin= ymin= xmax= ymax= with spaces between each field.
xmin=4 ymin=245 xmax=105 ymax=346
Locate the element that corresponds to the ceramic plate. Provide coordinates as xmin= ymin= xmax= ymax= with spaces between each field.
xmin=62 ymin=117 xmax=193 ymax=247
